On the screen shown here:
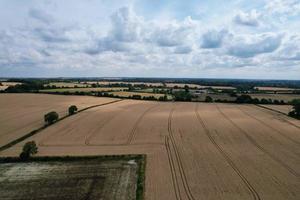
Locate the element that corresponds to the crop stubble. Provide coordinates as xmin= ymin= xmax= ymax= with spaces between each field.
xmin=0 ymin=94 xmax=299 ymax=200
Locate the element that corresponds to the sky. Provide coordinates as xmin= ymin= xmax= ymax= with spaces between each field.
xmin=0 ymin=0 xmax=300 ymax=79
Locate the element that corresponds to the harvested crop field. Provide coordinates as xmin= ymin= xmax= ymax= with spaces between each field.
xmin=0 ymin=82 xmax=22 ymax=91
xmin=1 ymin=95 xmax=300 ymax=200
xmin=257 ymin=104 xmax=293 ymax=115
xmin=0 ymin=94 xmax=117 ymax=147
xmin=0 ymin=156 xmax=142 ymax=200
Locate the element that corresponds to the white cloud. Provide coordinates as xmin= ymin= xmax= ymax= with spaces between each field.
xmin=0 ymin=1 xmax=299 ymax=79
xmin=227 ymin=33 xmax=283 ymax=58
xmin=201 ymin=29 xmax=228 ymax=48
xmin=29 ymin=8 xmax=54 ymax=24
xmin=110 ymin=7 xmax=143 ymax=42
xmin=265 ymin=0 xmax=300 ymax=16
xmin=233 ymin=10 xmax=260 ymax=26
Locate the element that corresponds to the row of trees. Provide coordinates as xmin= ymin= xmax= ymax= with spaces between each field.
xmin=44 ymin=105 xmax=78 ymax=125
xmin=19 ymin=105 xmax=79 ymax=160
xmin=288 ymin=99 xmax=300 ymax=119
xmin=236 ymin=95 xmax=286 ymax=105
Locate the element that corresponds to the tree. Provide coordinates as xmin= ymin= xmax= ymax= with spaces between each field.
xmin=289 ymin=99 xmax=300 ymax=118
xmin=236 ymin=94 xmax=252 ymax=103
xmin=205 ymin=96 xmax=213 ymax=102
xmin=184 ymin=85 xmax=189 ymax=93
xmin=44 ymin=111 xmax=59 ymax=125
xmin=68 ymin=105 xmax=78 ymax=115
xmin=19 ymin=141 xmax=38 ymax=160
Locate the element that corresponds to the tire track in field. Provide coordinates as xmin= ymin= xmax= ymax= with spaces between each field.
xmin=86 ymin=102 xmax=154 ymax=146
xmin=216 ymin=104 xmax=299 ymax=178
xmin=38 ymin=100 xmax=124 ymax=146
xmin=168 ymin=105 xmax=196 ymax=200
xmin=84 ymin=113 xmax=119 ymax=145
xmin=195 ymin=104 xmax=261 ymax=200
xmin=164 ymin=136 xmax=181 ymax=200
xmin=238 ymin=105 xmax=300 ymax=146
xmin=126 ymin=104 xmax=159 ymax=145
xmin=39 ymin=112 xmax=95 ymax=146
xmin=40 ymin=142 xmax=164 ymax=147
xmin=254 ymin=105 xmax=300 ymax=130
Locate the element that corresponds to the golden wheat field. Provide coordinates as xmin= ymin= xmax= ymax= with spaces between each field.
xmin=0 ymin=94 xmax=300 ymax=200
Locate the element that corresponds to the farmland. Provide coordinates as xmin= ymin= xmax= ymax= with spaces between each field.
xmin=258 ymin=104 xmax=293 ymax=115
xmin=255 ymin=86 xmax=299 ymax=92
xmin=41 ymin=87 xmax=127 ymax=93
xmin=1 ymin=94 xmax=299 ymax=200
xmin=0 ymin=82 xmax=22 ymax=91
xmin=0 ymin=156 xmax=143 ymax=200
xmin=249 ymin=93 xmax=300 ymax=103
xmin=0 ymin=94 xmax=117 ymax=147
xmin=109 ymin=91 xmax=169 ymax=98
xmin=44 ymin=82 xmax=90 ymax=88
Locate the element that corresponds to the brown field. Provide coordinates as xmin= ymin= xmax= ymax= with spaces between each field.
xmin=1 ymin=94 xmax=300 ymax=200
xmin=250 ymin=93 xmax=300 ymax=102
xmin=0 ymin=94 xmax=117 ymax=147
xmin=0 ymin=82 xmax=22 ymax=91
xmin=258 ymin=104 xmax=293 ymax=115
xmin=41 ymin=87 xmax=127 ymax=93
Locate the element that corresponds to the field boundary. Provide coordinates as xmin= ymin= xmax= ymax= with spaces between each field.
xmin=0 ymin=154 xmax=146 ymax=200
xmin=254 ymin=104 xmax=289 ymax=116
xmin=254 ymin=104 xmax=300 ymax=129
xmin=238 ymin=105 xmax=300 ymax=145
xmin=0 ymin=99 xmax=123 ymax=152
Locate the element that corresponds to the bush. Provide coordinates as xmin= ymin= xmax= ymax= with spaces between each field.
xmin=236 ymin=94 xmax=252 ymax=103
xmin=44 ymin=111 xmax=59 ymax=125
xmin=68 ymin=105 xmax=78 ymax=115
xmin=205 ymin=96 xmax=213 ymax=102
xmin=19 ymin=141 xmax=38 ymax=160
xmin=158 ymin=95 xmax=168 ymax=101
xmin=173 ymin=91 xmax=192 ymax=101
xmin=132 ymin=95 xmax=142 ymax=99
xmin=289 ymin=99 xmax=300 ymax=118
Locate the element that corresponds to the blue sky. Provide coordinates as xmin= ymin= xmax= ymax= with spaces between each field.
xmin=0 ymin=0 xmax=300 ymax=79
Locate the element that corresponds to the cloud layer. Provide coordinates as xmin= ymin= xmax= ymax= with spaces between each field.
xmin=0 ymin=0 xmax=299 ymax=79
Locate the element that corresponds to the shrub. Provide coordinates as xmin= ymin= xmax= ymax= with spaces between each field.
xmin=132 ymin=95 xmax=142 ymax=99
xmin=44 ymin=111 xmax=59 ymax=125
xmin=289 ymin=99 xmax=300 ymax=118
xmin=19 ymin=141 xmax=38 ymax=160
xmin=236 ymin=94 xmax=252 ymax=103
xmin=158 ymin=95 xmax=168 ymax=101
xmin=205 ymin=96 xmax=213 ymax=102
xmin=68 ymin=105 xmax=78 ymax=115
